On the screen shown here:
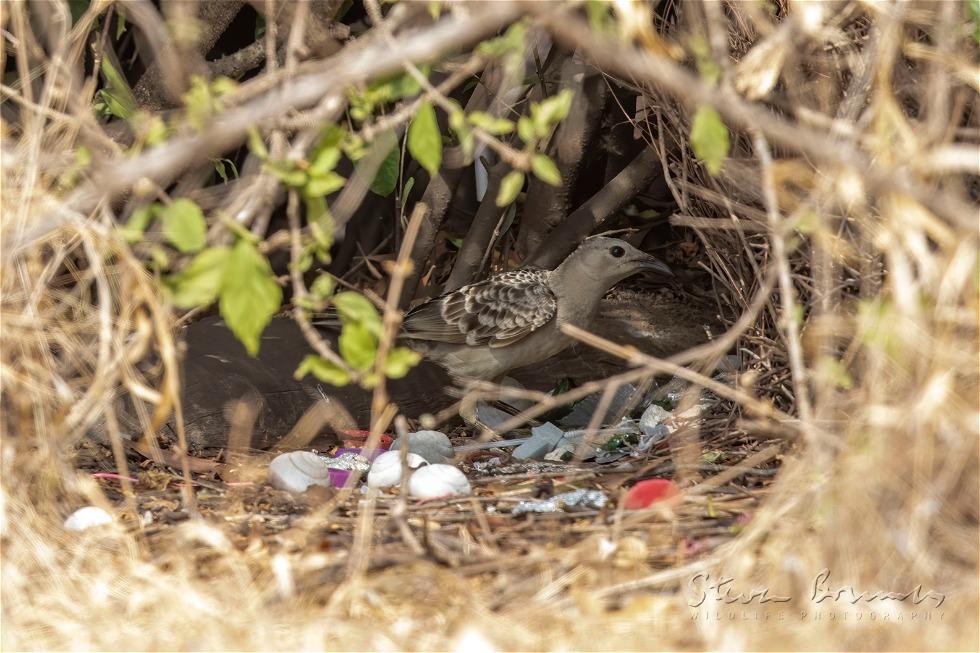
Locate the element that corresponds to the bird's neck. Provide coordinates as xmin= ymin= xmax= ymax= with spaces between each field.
xmin=550 ymin=263 xmax=608 ymax=327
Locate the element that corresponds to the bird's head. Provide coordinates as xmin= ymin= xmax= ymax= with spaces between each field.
xmin=558 ymin=236 xmax=673 ymax=286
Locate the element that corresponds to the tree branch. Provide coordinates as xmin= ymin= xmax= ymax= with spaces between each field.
xmin=131 ymin=0 xmax=244 ymax=110
xmin=517 ymin=56 xmax=608 ymax=257
xmin=445 ymin=160 xmax=510 ymax=291
xmin=527 ymin=145 xmax=664 ymax=268
xmin=530 ymin=4 xmax=977 ymax=232
xmin=11 ymin=3 xmax=522 ymax=258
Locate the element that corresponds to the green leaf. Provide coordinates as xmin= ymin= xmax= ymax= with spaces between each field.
xmin=295 ymin=355 xmax=351 ymax=386
xmin=467 ymin=111 xmax=514 ymax=135
xmin=210 ymin=77 xmax=237 ymax=96
xmin=119 ymin=204 xmax=155 ymax=243
xmin=59 ymin=146 xmax=92 ymax=188
xmin=386 ymin=72 xmax=423 ymax=100
xmin=116 ymin=7 xmax=127 ymax=38
xmin=370 ymin=144 xmax=400 ymax=197
xmin=360 ymin=372 xmax=381 ymax=390
xmin=586 ymin=0 xmax=615 ymax=31
xmin=305 ymin=170 xmax=346 ymax=197
xmin=535 ymin=90 xmax=574 ymax=127
xmin=219 ymin=240 xmax=283 ymax=356
xmin=969 ymin=0 xmax=980 ymax=44
xmin=701 ymin=449 xmax=723 ymax=464
xmin=211 ymin=158 xmax=238 ymax=183
xmin=182 ymin=76 xmax=212 ymax=129
xmin=332 ymin=291 xmax=382 ymax=337
xmin=408 ymin=100 xmax=442 ymax=177
xmin=384 ymin=347 xmax=421 ymax=379
xmin=310 ymin=274 xmax=335 ymax=301
xmin=820 ymin=357 xmax=853 ymax=390
xmin=165 ymin=246 xmax=230 ymax=308
xmin=265 ymin=161 xmax=307 ymax=187
xmin=690 ymin=106 xmax=729 ymax=176
xmin=452 ymin=121 xmax=475 ymax=163
xmin=339 ymin=322 xmax=377 ymax=371
xmin=148 ymin=245 xmax=170 ymax=271
xmin=69 ymin=0 xmax=90 ymax=24
xmin=247 ymin=127 xmax=269 ymax=159
xmin=310 ymin=145 xmax=342 ymax=176
xmin=496 ymin=170 xmax=524 ymax=207
xmin=476 ymin=22 xmax=527 ymax=57
xmin=98 ymin=57 xmax=135 ymax=120
xmin=517 ymin=116 xmax=535 ymax=144
xmin=308 ymin=211 xmax=335 ymax=250
xmin=342 ymin=133 xmax=367 ymax=161
xmin=158 ymin=199 xmax=207 ymax=253
xmin=530 ymin=154 xmax=561 ymax=187
xmin=142 ymin=114 xmax=168 ymax=146
xmin=689 ymin=37 xmax=721 ymax=86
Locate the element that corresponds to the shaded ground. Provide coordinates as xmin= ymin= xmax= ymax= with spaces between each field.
xmin=158 ymin=286 xmax=718 ymax=451
xmin=73 ymin=284 xmax=779 ymax=619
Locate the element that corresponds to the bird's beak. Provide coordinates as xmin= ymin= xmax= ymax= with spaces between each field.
xmin=635 ymin=255 xmax=674 ymax=277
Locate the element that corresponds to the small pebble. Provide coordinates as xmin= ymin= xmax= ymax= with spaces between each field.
xmin=389 ymin=430 xmax=454 ymax=464
xmin=408 ymin=464 xmax=471 ymax=498
xmin=268 ymin=451 xmax=333 ymax=493
xmin=64 ymin=506 xmax=113 ymax=531
xmin=367 ymin=450 xmax=428 ymax=488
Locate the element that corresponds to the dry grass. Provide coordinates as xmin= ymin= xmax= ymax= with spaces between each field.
xmin=2 ymin=1 xmax=978 ymax=651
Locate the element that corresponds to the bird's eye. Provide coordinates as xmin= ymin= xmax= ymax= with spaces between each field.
xmin=610 ymin=246 xmax=625 ymax=258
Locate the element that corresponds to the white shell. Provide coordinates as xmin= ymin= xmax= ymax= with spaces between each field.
xmin=268 ymin=451 xmax=333 ymax=493
xmin=64 ymin=506 xmax=114 ymax=531
xmin=408 ymin=464 xmax=472 ymax=499
xmin=367 ymin=450 xmax=428 ymax=488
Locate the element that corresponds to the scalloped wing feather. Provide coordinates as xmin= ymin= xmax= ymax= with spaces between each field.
xmin=402 ymin=269 xmax=556 ymax=347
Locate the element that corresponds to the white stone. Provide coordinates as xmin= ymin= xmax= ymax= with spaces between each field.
xmin=367 ymin=450 xmax=428 ymax=488
xmin=673 ymin=403 xmax=709 ymax=420
xmin=639 ymin=404 xmax=672 ymax=436
xmin=389 ymin=430 xmax=454 ymax=464
xmin=64 ymin=506 xmax=113 ymax=531
xmin=408 ymin=464 xmax=472 ymax=499
xmin=268 ymin=451 xmax=333 ymax=493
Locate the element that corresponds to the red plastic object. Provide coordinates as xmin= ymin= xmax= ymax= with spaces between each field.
xmin=339 ymin=429 xmax=393 ymax=448
xmin=623 ymin=479 xmax=680 ymax=509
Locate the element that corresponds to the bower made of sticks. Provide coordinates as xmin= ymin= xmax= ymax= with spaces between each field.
xmin=1 ymin=2 xmax=977 ymax=650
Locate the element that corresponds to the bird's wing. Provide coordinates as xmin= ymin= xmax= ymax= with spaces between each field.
xmin=402 ymin=269 xmax=557 ymax=348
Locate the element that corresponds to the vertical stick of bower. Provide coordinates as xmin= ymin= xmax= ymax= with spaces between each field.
xmin=368 ymin=203 xmax=430 ymax=445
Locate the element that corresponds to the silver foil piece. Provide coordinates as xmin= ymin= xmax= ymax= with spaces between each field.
xmin=321 ymin=452 xmax=371 ymax=472
xmin=511 ymin=488 xmax=608 ymax=516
